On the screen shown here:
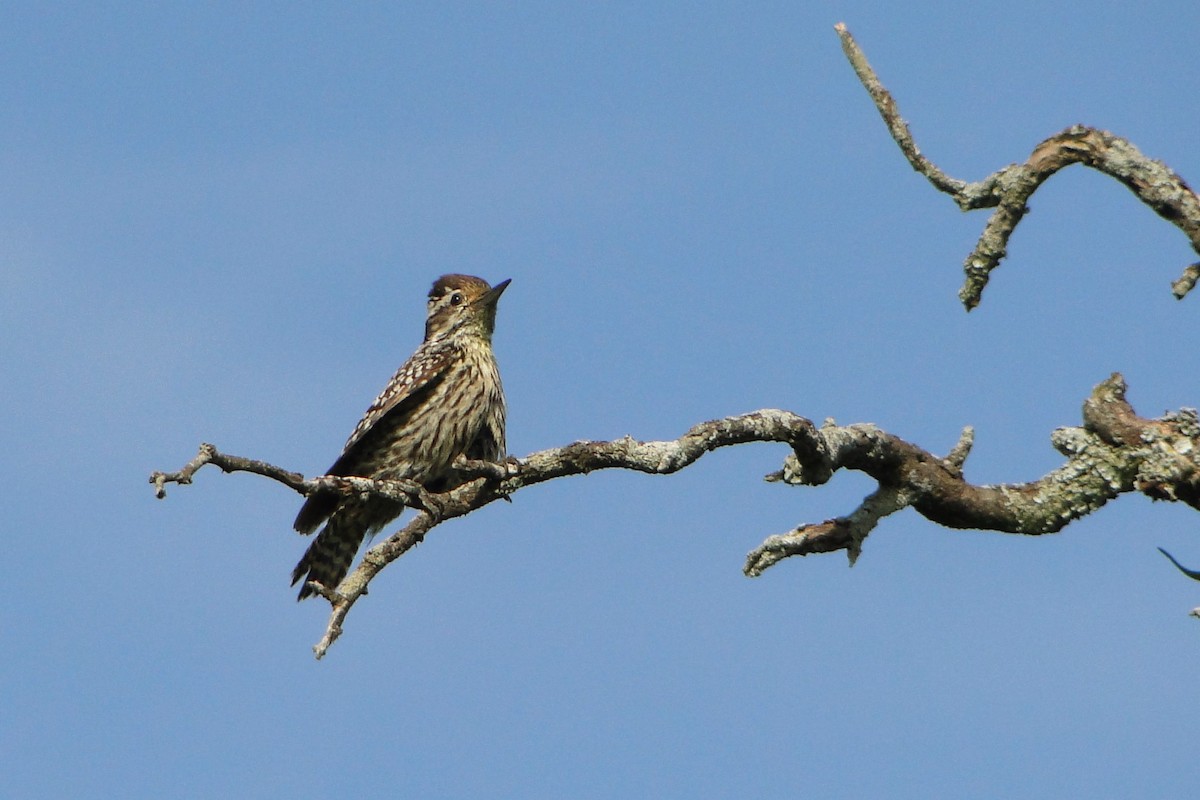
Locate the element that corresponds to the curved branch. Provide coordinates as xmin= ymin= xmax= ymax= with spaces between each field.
xmin=150 ymin=374 xmax=1199 ymax=658
xmin=835 ymin=22 xmax=1200 ymax=309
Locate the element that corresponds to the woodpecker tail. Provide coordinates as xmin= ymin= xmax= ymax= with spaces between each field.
xmin=291 ymin=511 xmax=368 ymax=601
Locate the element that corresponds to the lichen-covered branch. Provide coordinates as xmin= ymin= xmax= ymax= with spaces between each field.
xmin=834 ymin=22 xmax=1200 ymax=309
xmin=150 ymin=374 xmax=1200 ymax=658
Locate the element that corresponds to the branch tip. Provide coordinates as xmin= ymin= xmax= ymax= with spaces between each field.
xmin=1173 ymin=262 xmax=1200 ymax=299
xmin=945 ymin=426 xmax=975 ymax=469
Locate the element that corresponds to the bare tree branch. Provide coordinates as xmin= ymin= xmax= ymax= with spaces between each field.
xmin=151 ymin=444 xmax=435 ymax=511
xmin=150 ymin=374 xmax=1200 ymax=658
xmin=834 ymin=22 xmax=1200 ymax=309
xmin=748 ymin=424 xmax=974 ymax=574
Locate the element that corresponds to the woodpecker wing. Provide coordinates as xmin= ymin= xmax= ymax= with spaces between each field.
xmin=293 ymin=340 xmax=459 ymax=533
xmin=341 ymin=339 xmax=460 ymax=454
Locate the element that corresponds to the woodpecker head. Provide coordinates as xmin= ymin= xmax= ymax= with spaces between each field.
xmin=424 ymin=274 xmax=511 ymax=341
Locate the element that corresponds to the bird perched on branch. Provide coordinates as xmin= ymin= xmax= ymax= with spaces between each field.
xmin=291 ymin=274 xmax=510 ymax=600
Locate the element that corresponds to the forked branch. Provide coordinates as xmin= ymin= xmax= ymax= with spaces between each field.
xmin=151 ymin=374 xmax=1200 ymax=658
xmin=835 ymin=22 xmax=1200 ymax=309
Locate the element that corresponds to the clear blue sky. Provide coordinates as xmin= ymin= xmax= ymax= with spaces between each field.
xmin=3 ymin=3 xmax=1198 ymax=798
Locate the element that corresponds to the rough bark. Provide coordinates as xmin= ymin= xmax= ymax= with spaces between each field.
xmin=151 ymin=374 xmax=1200 ymax=658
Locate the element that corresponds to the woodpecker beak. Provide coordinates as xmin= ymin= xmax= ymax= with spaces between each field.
xmin=482 ymin=278 xmax=511 ymax=307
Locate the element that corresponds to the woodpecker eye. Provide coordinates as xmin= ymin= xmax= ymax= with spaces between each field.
xmin=449 ymin=292 xmax=464 ymax=306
